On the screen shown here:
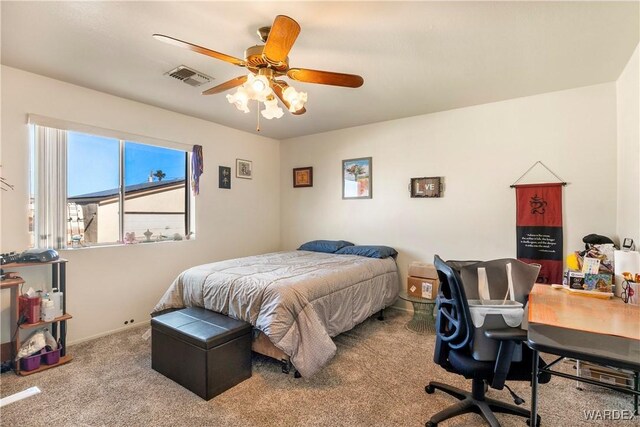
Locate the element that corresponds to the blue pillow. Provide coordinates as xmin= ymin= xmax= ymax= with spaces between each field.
xmin=298 ymin=240 xmax=354 ymax=254
xmin=335 ymin=245 xmax=398 ymax=259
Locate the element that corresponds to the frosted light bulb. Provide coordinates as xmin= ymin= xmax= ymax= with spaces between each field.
xmin=246 ymin=74 xmax=272 ymax=101
xmin=282 ymin=86 xmax=307 ymax=112
xmin=252 ymin=78 xmax=266 ymax=92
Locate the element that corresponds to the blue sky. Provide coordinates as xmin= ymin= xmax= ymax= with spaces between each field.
xmin=67 ymin=132 xmax=186 ymax=197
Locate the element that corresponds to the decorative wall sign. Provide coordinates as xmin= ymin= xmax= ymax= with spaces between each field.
xmin=342 ymin=157 xmax=372 ymax=199
xmin=515 ymin=183 xmax=564 ymax=284
xmin=410 ymin=177 xmax=442 ymax=198
xmin=293 ymin=167 xmax=313 ymax=188
xmin=218 ymin=166 xmax=231 ymax=189
xmin=236 ymin=159 xmax=252 ymax=179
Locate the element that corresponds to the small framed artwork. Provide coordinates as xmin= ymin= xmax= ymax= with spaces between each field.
xmin=410 ymin=177 xmax=442 ymax=198
xmin=236 ymin=159 xmax=252 ymax=179
xmin=218 ymin=166 xmax=231 ymax=189
xmin=342 ymin=157 xmax=372 ymax=199
xmin=293 ymin=167 xmax=313 ymax=188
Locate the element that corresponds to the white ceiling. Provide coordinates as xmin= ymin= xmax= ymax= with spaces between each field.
xmin=1 ymin=1 xmax=638 ymax=140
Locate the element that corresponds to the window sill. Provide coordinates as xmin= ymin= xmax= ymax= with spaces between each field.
xmin=61 ymin=237 xmax=196 ymax=251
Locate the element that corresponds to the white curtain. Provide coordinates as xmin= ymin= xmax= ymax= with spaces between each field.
xmin=34 ymin=125 xmax=68 ymax=249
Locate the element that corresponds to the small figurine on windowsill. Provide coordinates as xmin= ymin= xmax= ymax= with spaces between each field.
xmin=143 ymin=229 xmax=153 ymax=242
xmin=124 ymin=232 xmax=137 ymax=244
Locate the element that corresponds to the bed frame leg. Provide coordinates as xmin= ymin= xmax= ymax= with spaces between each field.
xmin=377 ymin=309 xmax=384 ymax=321
xmin=281 ymin=359 xmax=291 ymax=374
xmin=281 ymin=359 xmax=301 ymax=378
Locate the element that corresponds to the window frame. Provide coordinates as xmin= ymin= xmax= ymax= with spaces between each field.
xmin=29 ymin=115 xmax=195 ymax=249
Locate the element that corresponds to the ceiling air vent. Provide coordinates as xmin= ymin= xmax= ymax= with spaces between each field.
xmin=165 ymin=65 xmax=213 ymax=87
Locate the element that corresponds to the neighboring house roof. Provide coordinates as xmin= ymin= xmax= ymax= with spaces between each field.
xmin=69 ymin=178 xmax=185 ymax=204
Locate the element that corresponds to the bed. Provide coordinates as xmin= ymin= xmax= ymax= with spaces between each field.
xmin=152 ymin=250 xmax=400 ymax=377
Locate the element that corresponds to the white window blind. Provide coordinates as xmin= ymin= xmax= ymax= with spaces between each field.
xmin=34 ymin=125 xmax=68 ymax=249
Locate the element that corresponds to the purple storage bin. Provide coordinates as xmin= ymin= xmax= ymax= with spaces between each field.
xmin=20 ymin=350 xmax=42 ymax=371
xmin=41 ymin=345 xmax=62 ymax=365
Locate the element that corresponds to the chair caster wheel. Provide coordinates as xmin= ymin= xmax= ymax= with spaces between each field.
xmin=425 ymin=421 xmax=437 ymax=427
xmin=294 ymin=370 xmax=301 ymax=378
xmin=526 ymin=415 xmax=541 ymax=427
xmin=425 ymin=384 xmax=435 ymax=394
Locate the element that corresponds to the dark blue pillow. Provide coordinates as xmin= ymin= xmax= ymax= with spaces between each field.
xmin=298 ymin=240 xmax=354 ymax=254
xmin=335 ymin=245 xmax=398 ymax=259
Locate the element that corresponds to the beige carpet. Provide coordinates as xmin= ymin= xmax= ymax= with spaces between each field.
xmin=0 ymin=309 xmax=636 ymax=426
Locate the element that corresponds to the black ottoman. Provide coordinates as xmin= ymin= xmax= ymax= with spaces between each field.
xmin=151 ymin=307 xmax=252 ymax=400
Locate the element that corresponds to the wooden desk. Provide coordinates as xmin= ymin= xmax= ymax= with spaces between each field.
xmin=527 ymin=284 xmax=640 ymax=425
xmin=529 ymin=284 xmax=640 ymax=340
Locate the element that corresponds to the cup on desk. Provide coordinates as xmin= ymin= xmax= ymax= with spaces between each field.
xmin=628 ymin=282 xmax=639 ymax=305
xmin=621 ymin=273 xmax=639 ymax=305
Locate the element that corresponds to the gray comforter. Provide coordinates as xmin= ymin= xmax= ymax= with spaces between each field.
xmin=152 ymin=250 xmax=400 ymax=377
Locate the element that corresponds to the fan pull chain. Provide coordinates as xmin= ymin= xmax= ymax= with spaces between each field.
xmin=256 ymin=101 xmax=261 ymax=132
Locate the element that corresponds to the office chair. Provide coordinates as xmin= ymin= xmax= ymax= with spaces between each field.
xmin=425 ymin=255 xmax=548 ymax=427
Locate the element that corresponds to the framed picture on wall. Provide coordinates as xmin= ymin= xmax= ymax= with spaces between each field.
xmin=342 ymin=157 xmax=372 ymax=199
xmin=218 ymin=166 xmax=231 ymax=189
xmin=236 ymin=159 xmax=252 ymax=179
xmin=410 ymin=177 xmax=442 ymax=198
xmin=293 ymin=167 xmax=313 ymax=188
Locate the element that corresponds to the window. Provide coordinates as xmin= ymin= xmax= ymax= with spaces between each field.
xmin=29 ymin=122 xmax=193 ymax=249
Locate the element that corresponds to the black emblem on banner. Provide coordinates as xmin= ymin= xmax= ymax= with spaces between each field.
xmin=529 ymin=194 xmax=547 ymax=215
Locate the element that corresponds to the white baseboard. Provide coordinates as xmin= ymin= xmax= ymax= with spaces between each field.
xmin=389 ymin=301 xmax=412 ymax=313
xmin=68 ymin=304 xmax=411 ymax=347
xmin=389 ymin=306 xmax=411 ymax=313
xmin=67 ymin=320 xmax=150 ymax=347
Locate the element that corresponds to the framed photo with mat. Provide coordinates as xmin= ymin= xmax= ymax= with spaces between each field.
xmin=236 ymin=159 xmax=252 ymax=179
xmin=293 ymin=167 xmax=313 ymax=188
xmin=342 ymin=157 xmax=372 ymax=199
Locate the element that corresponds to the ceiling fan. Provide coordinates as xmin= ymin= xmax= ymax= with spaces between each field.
xmin=154 ymin=15 xmax=364 ymax=121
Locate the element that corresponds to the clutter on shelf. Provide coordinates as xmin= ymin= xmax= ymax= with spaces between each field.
xmin=563 ymin=234 xmax=616 ymax=295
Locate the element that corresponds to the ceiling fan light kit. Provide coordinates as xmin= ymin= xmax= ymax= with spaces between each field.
xmin=154 ymin=15 xmax=363 ymax=126
xmin=225 ymin=68 xmax=306 ymax=120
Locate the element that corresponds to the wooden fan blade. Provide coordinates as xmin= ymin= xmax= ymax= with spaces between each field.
xmin=272 ymin=81 xmax=306 ymax=115
xmin=202 ymin=75 xmax=248 ymax=95
xmin=262 ymin=15 xmax=301 ymax=65
xmin=287 ymin=68 xmax=364 ymax=88
xmin=153 ymin=34 xmax=246 ymax=67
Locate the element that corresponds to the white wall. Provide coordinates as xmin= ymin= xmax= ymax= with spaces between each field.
xmin=280 ymin=83 xmax=618 ymax=294
xmin=0 ymin=63 xmax=630 ymax=344
xmin=0 ymin=66 xmax=280 ymax=343
xmin=616 ymin=44 xmax=640 ymax=244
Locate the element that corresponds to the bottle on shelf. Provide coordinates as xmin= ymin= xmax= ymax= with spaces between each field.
xmin=42 ymin=300 xmax=56 ymax=321
xmin=51 ymin=288 xmax=63 ymax=318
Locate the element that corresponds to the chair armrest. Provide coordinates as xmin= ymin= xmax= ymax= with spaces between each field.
xmin=484 ymin=327 xmax=527 ymax=342
xmin=484 ymin=327 xmax=527 ymax=389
